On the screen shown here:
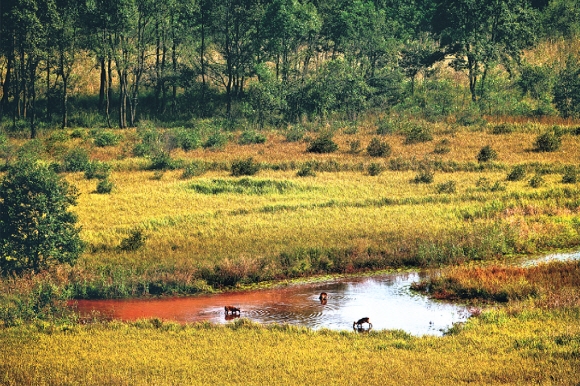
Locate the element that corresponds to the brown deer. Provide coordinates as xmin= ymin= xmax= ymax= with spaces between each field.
xmin=224 ymin=305 xmax=241 ymax=315
xmin=353 ymin=317 xmax=372 ymax=330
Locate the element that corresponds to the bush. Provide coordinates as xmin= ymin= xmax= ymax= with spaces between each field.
xmin=490 ymin=123 xmax=515 ymax=134
xmin=348 ymin=140 xmax=361 ymax=154
xmin=92 ymin=131 xmax=121 ymax=147
xmin=297 ymin=164 xmax=316 ymax=177
xmin=84 ymin=161 xmax=111 ymax=180
xmin=476 ymin=145 xmax=498 ymax=162
xmin=366 ymin=137 xmax=391 ymax=157
xmin=404 ymin=125 xmax=433 ymax=144
xmin=96 ymin=179 xmax=114 ymax=194
xmin=182 ymin=161 xmax=207 ymax=179
xmin=507 ymin=165 xmax=527 ymax=181
xmin=529 ymin=174 xmax=544 ymax=188
xmin=231 ymin=158 xmax=260 ymax=176
xmin=412 ymin=166 xmax=434 ymax=184
xmin=436 ymin=180 xmax=456 ymax=193
xmin=285 ymin=125 xmax=305 ymax=142
xmin=562 ymin=166 xmax=578 ymax=184
xmin=238 ymin=130 xmax=267 ymax=145
xmin=433 ymin=139 xmax=451 ymax=154
xmin=174 ymin=128 xmax=202 ymax=151
xmin=367 ymin=162 xmax=384 ymax=176
xmin=118 ymin=229 xmax=146 ymax=251
xmin=533 ymin=132 xmax=561 ymax=152
xmin=203 ymin=131 xmax=229 ymax=150
xmin=307 ymin=133 xmax=338 ymax=153
xmin=63 ymin=148 xmax=90 ymax=172
xmin=149 ymin=151 xmax=175 ymax=170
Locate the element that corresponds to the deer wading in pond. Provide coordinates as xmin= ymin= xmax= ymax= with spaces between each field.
xmin=353 ymin=317 xmax=372 ymax=330
xmin=224 ymin=306 xmax=241 ymax=315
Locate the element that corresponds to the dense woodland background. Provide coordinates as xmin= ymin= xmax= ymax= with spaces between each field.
xmin=1 ymin=0 xmax=580 ymax=136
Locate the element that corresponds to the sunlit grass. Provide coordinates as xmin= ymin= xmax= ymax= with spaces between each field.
xmin=0 ymin=307 xmax=579 ymax=385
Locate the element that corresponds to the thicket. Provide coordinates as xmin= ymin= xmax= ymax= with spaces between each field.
xmin=0 ymin=0 xmax=579 ymax=135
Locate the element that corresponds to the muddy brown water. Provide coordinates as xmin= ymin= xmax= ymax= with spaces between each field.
xmin=72 ymin=251 xmax=580 ymax=336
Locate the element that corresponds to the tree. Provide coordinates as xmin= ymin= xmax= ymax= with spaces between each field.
xmin=432 ymin=0 xmax=537 ymax=102
xmin=0 ymin=160 xmax=84 ymax=274
xmin=554 ymin=54 xmax=580 ymax=118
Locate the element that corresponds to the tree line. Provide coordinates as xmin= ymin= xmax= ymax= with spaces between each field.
xmin=1 ymin=0 xmax=579 ymax=137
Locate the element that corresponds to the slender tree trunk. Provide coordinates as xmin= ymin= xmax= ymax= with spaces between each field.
xmin=106 ymin=58 xmax=112 ymax=128
xmin=29 ymin=59 xmax=38 ymax=139
xmin=0 ymin=54 xmax=12 ymax=119
xmin=99 ymin=57 xmax=106 ymax=111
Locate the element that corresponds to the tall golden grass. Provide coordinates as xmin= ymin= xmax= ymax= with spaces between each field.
xmin=0 ymin=307 xmax=579 ymax=385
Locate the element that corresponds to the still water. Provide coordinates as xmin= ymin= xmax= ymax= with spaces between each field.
xmin=72 ymin=250 xmax=580 ymax=336
xmin=73 ymin=272 xmax=470 ymax=336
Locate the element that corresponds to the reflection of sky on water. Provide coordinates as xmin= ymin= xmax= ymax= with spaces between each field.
xmin=521 ymin=251 xmax=580 ymax=267
xmin=74 ymin=271 xmax=471 ymax=336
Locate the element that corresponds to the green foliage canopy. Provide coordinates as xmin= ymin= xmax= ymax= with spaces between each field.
xmin=0 ymin=160 xmax=84 ymax=274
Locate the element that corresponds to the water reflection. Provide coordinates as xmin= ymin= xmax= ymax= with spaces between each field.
xmin=73 ymin=272 xmax=470 ymax=336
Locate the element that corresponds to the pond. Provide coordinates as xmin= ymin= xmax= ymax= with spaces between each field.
xmin=72 ymin=250 xmax=580 ymax=336
xmin=73 ymin=272 xmax=469 ymax=336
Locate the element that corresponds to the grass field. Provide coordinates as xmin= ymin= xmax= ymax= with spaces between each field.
xmin=1 ymin=117 xmax=580 ymax=384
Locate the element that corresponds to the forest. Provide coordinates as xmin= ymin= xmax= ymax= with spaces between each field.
xmin=1 ymin=0 xmax=580 ymax=136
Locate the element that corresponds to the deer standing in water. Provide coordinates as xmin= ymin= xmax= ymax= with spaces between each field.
xmin=224 ymin=305 xmax=241 ymax=315
xmin=353 ymin=317 xmax=372 ymax=330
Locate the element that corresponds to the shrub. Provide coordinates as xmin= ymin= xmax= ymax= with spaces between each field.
xmin=118 ymin=229 xmax=146 ymax=251
xmin=404 ymin=125 xmax=433 ymax=144
xmin=238 ymin=130 xmax=267 ymax=145
xmin=149 ymin=151 xmax=175 ymax=170
xmin=285 ymin=125 xmax=305 ymax=142
xmin=92 ymin=131 xmax=121 ymax=147
xmin=367 ymin=162 xmax=384 ymax=176
xmin=476 ymin=145 xmax=498 ymax=162
xmin=203 ymin=131 xmax=229 ymax=150
xmin=376 ymin=118 xmax=398 ymax=135
xmin=507 ymin=165 xmax=526 ymax=181
xmin=490 ymin=123 xmax=515 ymax=134
xmin=63 ymin=148 xmax=90 ymax=172
xmin=96 ymin=179 xmax=114 ymax=194
xmin=70 ymin=129 xmax=85 ymax=139
xmin=174 ymin=128 xmax=202 ymax=151
xmin=84 ymin=161 xmax=111 ymax=180
xmin=533 ymin=132 xmax=561 ymax=152
xmin=433 ymin=139 xmax=450 ymax=154
xmin=412 ymin=166 xmax=434 ymax=183
xmin=572 ymin=126 xmax=580 ymax=136
xmin=231 ymin=157 xmax=260 ymax=176
xmin=529 ymin=174 xmax=544 ymax=188
xmin=182 ymin=161 xmax=207 ymax=179
xmin=366 ymin=137 xmax=392 ymax=157
xmin=307 ymin=132 xmax=338 ymax=153
xmin=297 ymin=164 xmax=316 ymax=177
xmin=562 ymin=166 xmax=578 ymax=184
xmin=436 ymin=180 xmax=456 ymax=193
xmin=348 ymin=140 xmax=361 ymax=154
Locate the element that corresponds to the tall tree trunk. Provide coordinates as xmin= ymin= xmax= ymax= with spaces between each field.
xmin=0 ymin=54 xmax=12 ymax=120
xmin=29 ymin=59 xmax=38 ymax=139
xmin=99 ymin=56 xmax=106 ymax=111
